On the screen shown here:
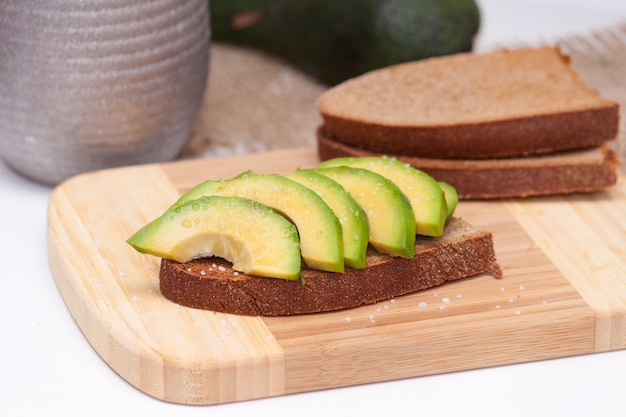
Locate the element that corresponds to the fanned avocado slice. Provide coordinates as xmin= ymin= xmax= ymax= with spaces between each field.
xmin=172 ymin=171 xmax=344 ymax=273
xmin=316 ymin=166 xmax=416 ymax=258
xmin=288 ymin=168 xmax=369 ymax=269
xmin=317 ymin=156 xmax=447 ymax=237
xmin=127 ymin=196 xmax=301 ymax=280
xmin=438 ymin=181 xmax=458 ymax=223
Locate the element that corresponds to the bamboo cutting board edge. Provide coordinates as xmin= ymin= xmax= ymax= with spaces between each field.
xmin=47 ymin=146 xmax=626 ymax=405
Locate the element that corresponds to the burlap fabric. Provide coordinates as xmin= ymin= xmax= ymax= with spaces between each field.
xmin=182 ymin=22 xmax=626 ymax=170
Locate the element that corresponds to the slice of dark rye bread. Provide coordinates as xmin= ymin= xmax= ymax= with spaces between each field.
xmin=318 ymin=128 xmax=620 ymax=200
xmin=159 ymin=217 xmax=502 ymax=316
xmin=316 ymin=47 xmax=619 ymax=160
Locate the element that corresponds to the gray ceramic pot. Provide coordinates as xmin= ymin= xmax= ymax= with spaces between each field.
xmin=0 ymin=0 xmax=210 ymax=184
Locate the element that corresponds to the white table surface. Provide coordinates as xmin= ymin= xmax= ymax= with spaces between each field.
xmin=2 ymin=1 xmax=626 ymax=416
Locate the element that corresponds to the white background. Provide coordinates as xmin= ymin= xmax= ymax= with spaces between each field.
xmin=2 ymin=1 xmax=626 ymax=416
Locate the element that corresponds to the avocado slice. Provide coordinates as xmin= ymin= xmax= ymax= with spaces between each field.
xmin=211 ymin=0 xmax=480 ymax=85
xmin=317 ymin=156 xmax=447 ymax=237
xmin=172 ymin=171 xmax=344 ymax=273
xmin=316 ymin=166 xmax=416 ymax=258
xmin=127 ymin=196 xmax=301 ymax=280
xmin=438 ymin=181 xmax=459 ymax=223
xmin=288 ymin=168 xmax=369 ymax=269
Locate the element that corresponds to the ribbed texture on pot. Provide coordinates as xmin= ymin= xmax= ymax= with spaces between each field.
xmin=0 ymin=0 xmax=210 ymax=184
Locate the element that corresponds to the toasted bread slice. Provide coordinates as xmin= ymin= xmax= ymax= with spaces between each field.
xmin=317 ymin=47 xmax=619 ymax=159
xmin=159 ymin=217 xmax=501 ymax=316
xmin=318 ymin=127 xmax=619 ymax=200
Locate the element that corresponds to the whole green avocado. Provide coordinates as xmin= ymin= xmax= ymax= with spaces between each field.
xmin=210 ymin=0 xmax=480 ymax=85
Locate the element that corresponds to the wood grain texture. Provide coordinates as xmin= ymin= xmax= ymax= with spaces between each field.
xmin=47 ymin=147 xmax=626 ymax=405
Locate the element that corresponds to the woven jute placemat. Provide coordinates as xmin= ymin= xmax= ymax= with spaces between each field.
xmin=181 ymin=22 xmax=626 ymax=169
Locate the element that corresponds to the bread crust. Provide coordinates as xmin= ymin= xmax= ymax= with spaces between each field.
xmin=318 ymin=128 xmax=619 ymax=200
xmin=321 ymin=107 xmax=619 ymax=159
xmin=159 ymin=218 xmax=501 ymax=316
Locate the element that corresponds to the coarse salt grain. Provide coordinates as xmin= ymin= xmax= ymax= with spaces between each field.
xmin=345 ymin=317 xmax=352 ymax=322
xmin=456 ymin=294 xmax=462 ymax=299
xmin=390 ymin=299 xmax=396 ymax=304
xmin=233 ymin=271 xmax=239 ymax=276
xmin=131 ymin=296 xmax=138 ymax=302
xmin=218 ymin=266 xmax=226 ymax=272
xmin=442 ymin=297 xmax=450 ymax=304
xmin=187 ymin=267 xmax=192 ymax=272
xmin=200 ymin=270 xmax=206 ymax=276
xmin=438 ymin=305 xmax=445 ymax=310
xmin=220 ymin=319 xmax=227 ymax=326
xmin=519 ymin=285 xmax=525 ymax=291
xmin=500 ymin=287 xmax=506 ymax=292
xmin=515 ymin=310 xmax=521 ymax=315
xmin=418 ymin=301 xmax=427 ymax=308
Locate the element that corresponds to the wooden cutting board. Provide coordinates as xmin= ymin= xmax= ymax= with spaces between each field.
xmin=47 ymin=147 xmax=626 ymax=405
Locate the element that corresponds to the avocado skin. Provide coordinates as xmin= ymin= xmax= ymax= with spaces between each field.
xmin=210 ymin=0 xmax=480 ymax=85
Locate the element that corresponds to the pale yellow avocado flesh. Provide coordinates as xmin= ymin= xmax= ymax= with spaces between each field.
xmin=316 ymin=166 xmax=416 ymax=258
xmin=126 ymin=196 xmax=301 ymax=280
xmin=288 ymin=168 xmax=369 ymax=269
xmin=316 ymin=156 xmax=448 ymax=237
xmin=172 ymin=171 xmax=344 ymax=273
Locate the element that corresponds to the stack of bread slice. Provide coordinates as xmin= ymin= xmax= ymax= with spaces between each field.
xmin=316 ymin=46 xmax=621 ymax=199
